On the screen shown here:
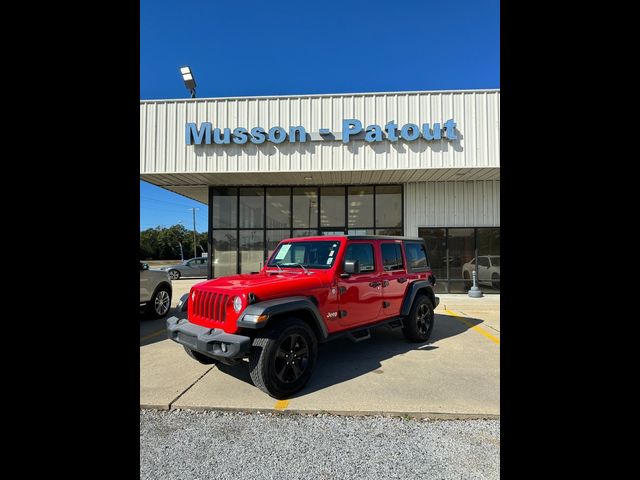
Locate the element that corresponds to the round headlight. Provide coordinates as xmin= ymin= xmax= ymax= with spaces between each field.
xmin=233 ymin=296 xmax=243 ymax=313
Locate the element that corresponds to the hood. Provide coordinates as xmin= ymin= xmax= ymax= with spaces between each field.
xmin=195 ymin=271 xmax=327 ymax=299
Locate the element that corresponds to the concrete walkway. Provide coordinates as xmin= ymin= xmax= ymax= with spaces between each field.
xmin=140 ymin=291 xmax=499 ymax=418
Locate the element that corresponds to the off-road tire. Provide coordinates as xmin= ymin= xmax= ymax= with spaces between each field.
xmin=183 ymin=345 xmax=218 ymax=365
xmin=402 ymin=294 xmax=435 ymax=343
xmin=248 ymin=317 xmax=318 ymax=399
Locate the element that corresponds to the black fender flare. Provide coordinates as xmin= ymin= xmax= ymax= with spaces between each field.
xmin=236 ymin=296 xmax=328 ymax=341
xmin=401 ymin=281 xmax=438 ymax=316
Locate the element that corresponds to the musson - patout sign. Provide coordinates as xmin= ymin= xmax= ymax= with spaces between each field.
xmin=185 ymin=119 xmax=458 ymax=145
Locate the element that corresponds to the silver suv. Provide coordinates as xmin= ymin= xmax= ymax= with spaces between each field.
xmin=140 ymin=262 xmax=172 ymax=318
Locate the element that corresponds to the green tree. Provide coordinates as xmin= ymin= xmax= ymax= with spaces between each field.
xmin=140 ymin=224 xmax=208 ymax=260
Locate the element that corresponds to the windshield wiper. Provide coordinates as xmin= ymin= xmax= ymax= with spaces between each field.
xmin=280 ymin=262 xmax=309 ymax=274
xmin=266 ymin=263 xmax=283 ymax=273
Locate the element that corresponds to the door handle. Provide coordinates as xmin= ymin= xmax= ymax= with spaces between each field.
xmin=397 ymin=278 xmax=407 ymax=284
xmin=369 ymin=281 xmax=381 ymax=287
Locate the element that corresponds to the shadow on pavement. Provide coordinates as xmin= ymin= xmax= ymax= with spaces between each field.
xmin=215 ymin=312 xmax=483 ymax=398
xmin=140 ymin=308 xmax=187 ymax=347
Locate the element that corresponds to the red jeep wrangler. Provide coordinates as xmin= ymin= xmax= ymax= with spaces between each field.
xmin=166 ymin=235 xmax=438 ymax=399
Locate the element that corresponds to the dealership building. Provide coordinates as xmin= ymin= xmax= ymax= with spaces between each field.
xmin=140 ymin=88 xmax=500 ymax=293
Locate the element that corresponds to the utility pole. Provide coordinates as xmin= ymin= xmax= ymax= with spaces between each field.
xmin=191 ymin=208 xmax=199 ymax=258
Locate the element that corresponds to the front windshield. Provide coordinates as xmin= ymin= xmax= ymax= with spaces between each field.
xmin=267 ymin=241 xmax=341 ymax=270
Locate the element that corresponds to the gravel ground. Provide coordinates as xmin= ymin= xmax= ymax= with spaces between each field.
xmin=140 ymin=409 xmax=500 ymax=479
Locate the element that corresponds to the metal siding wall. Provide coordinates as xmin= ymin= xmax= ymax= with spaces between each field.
xmin=140 ymin=91 xmax=500 ymax=175
xmin=404 ymin=180 xmax=500 ymax=235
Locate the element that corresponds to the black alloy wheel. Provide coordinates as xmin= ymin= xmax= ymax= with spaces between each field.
xmin=402 ymin=294 xmax=435 ymax=342
xmin=274 ymin=333 xmax=310 ymax=383
xmin=416 ymin=303 xmax=432 ymax=336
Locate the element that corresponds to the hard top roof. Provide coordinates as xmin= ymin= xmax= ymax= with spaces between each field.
xmin=284 ymin=235 xmax=424 ymax=242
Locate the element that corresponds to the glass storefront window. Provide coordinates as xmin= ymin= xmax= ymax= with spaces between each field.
xmin=266 ymin=230 xmax=292 ymax=259
xmin=375 ymin=228 xmax=402 ymax=236
xmin=266 ymin=188 xmax=290 ymax=229
xmin=239 ymin=230 xmax=264 ymax=273
xmin=447 ymin=228 xmax=475 ymax=281
xmin=320 ymin=186 xmax=345 ymax=227
xmin=239 ymin=187 xmax=264 ymax=228
xmin=292 ymin=229 xmax=318 ymax=237
xmin=347 ymin=186 xmax=373 ymax=228
xmin=418 ymin=227 xmax=500 ymax=293
xmin=477 ymin=227 xmax=500 ymax=292
xmin=375 ymin=185 xmax=402 ymax=228
xmin=292 ymin=187 xmax=318 ymax=229
xmin=211 ymin=187 xmax=237 ymax=228
xmin=420 ymin=228 xmax=447 ymax=280
xmin=210 ymin=185 xmax=404 ymax=276
xmin=212 ymin=230 xmax=237 ymax=277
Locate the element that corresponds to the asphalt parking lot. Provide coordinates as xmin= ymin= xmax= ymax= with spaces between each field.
xmin=140 ymin=279 xmax=499 ymax=418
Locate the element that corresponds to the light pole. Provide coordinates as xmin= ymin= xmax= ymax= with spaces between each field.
xmin=179 ymin=66 xmax=197 ymax=98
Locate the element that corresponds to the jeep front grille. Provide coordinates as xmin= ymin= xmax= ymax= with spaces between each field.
xmin=192 ymin=290 xmax=229 ymax=324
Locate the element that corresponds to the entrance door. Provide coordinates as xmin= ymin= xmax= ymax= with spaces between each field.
xmin=337 ymin=242 xmax=381 ymax=327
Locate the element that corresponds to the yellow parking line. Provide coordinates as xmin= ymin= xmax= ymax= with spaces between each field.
xmin=274 ymin=400 xmax=289 ymax=411
xmin=140 ymin=329 xmax=166 ymax=342
xmin=444 ymin=309 xmax=500 ymax=345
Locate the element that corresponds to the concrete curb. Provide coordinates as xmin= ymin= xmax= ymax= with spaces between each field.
xmin=140 ymin=404 xmax=499 ymax=421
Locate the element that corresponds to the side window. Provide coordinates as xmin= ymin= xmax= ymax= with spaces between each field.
xmin=381 ymin=243 xmax=404 ymax=271
xmin=478 ymin=257 xmax=490 ymax=267
xmin=404 ymin=242 xmax=428 ymax=270
xmin=344 ymin=243 xmax=375 ymax=272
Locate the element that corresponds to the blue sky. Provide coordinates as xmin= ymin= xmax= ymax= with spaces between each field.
xmin=140 ymin=0 xmax=500 ymax=231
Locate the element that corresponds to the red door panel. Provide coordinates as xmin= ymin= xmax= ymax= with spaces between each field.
xmin=379 ymin=242 xmax=409 ymax=318
xmin=337 ymin=242 xmax=381 ymax=327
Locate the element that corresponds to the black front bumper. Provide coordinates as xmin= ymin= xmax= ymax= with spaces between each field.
xmin=166 ymin=316 xmax=251 ymax=360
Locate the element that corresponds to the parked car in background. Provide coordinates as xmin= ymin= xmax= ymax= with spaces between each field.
xmin=157 ymin=257 xmax=208 ymax=280
xmin=140 ymin=262 xmax=172 ymax=318
xmin=462 ymin=255 xmax=500 ymax=289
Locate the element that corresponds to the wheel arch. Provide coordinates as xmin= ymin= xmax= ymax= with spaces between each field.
xmin=151 ymin=281 xmax=172 ymax=300
xmin=401 ymin=281 xmax=436 ymax=316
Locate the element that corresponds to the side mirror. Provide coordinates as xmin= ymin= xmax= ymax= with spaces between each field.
xmin=342 ymin=259 xmax=360 ymax=276
xmin=141 ymin=263 xmax=149 ymax=271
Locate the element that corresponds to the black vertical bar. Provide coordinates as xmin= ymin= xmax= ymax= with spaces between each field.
xmin=236 ymin=189 xmax=240 ymax=275
xmin=263 ymin=187 xmax=267 ymax=269
xmin=317 ymin=186 xmax=322 ymax=235
xmin=207 ymin=186 xmax=213 ymax=279
xmin=344 ymin=185 xmax=348 ymax=235
xmin=289 ymin=187 xmax=293 ymax=239
xmin=373 ymin=185 xmax=377 ymax=235
xmin=400 ymin=183 xmax=405 ymax=236
xmin=445 ymin=228 xmax=450 ymax=293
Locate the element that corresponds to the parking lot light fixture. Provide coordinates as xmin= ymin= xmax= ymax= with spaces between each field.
xmin=179 ymin=66 xmax=197 ymax=98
